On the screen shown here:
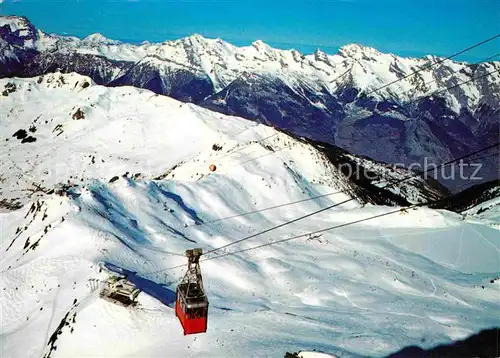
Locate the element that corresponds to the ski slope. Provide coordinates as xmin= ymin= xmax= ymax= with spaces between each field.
xmin=0 ymin=72 xmax=363 ymax=209
xmin=1 ymin=73 xmax=499 ymax=358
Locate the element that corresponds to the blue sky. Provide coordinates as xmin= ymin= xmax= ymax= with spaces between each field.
xmin=1 ymin=0 xmax=499 ymax=62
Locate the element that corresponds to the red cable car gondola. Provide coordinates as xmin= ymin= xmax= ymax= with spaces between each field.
xmin=175 ymin=248 xmax=209 ymax=335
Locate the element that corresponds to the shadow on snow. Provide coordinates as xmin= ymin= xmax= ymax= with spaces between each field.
xmin=102 ymin=262 xmax=177 ymax=308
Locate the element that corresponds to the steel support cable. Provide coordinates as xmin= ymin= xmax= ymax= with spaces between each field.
xmin=140 ymin=141 xmax=499 ymax=276
xmin=337 ymin=68 xmax=500 ymax=130
xmin=212 ymin=133 xmax=279 ymax=162
xmin=201 ymin=142 xmax=500 ymax=257
xmin=392 ymin=53 xmax=500 ymax=100
xmin=189 ymin=146 xmax=499 ymax=229
xmin=360 ymin=34 xmax=500 ymax=98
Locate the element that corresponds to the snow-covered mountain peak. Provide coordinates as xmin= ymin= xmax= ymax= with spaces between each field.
xmin=0 ymin=15 xmax=38 ymax=48
xmin=150 ymin=33 xmax=224 ymax=62
xmin=313 ymin=48 xmax=331 ymax=64
xmin=176 ymin=33 xmax=209 ymax=46
xmin=167 ymin=32 xmax=230 ymax=52
xmin=251 ymin=39 xmax=272 ymax=52
xmin=185 ymin=33 xmax=209 ymax=42
xmin=82 ymin=33 xmax=119 ymax=45
xmin=0 ymin=15 xmax=32 ymax=33
xmin=337 ymin=43 xmax=382 ymax=60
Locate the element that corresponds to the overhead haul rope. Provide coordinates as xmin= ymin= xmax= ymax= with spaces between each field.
xmin=201 ymin=142 xmax=500 ymax=257
xmin=208 ymin=65 xmax=500 ymax=174
xmin=186 ymin=188 xmax=346 ymax=228
xmin=466 ymin=152 xmax=500 ymax=162
xmin=201 ymin=195 xmax=470 ymax=263
xmin=359 ymin=34 xmax=500 ymax=98
xmin=187 ymin=147 xmax=500 ymax=229
xmin=215 ymin=135 xmax=290 ymax=172
xmin=140 ymin=142 xmax=499 ymax=276
xmin=214 ymin=133 xmax=278 ymax=162
xmin=200 ymin=158 xmax=500 ymax=264
xmin=329 ymin=64 xmax=355 ymax=84
xmin=143 ymin=171 xmax=497 ymax=275
xmin=337 ymin=67 xmax=500 ymax=130
xmin=184 ymin=70 xmax=500 ymax=228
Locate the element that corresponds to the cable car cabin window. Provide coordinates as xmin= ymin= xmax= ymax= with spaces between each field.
xmin=178 ymin=297 xmax=186 ymax=312
xmin=177 ymin=283 xmax=207 ymax=306
xmin=178 ymin=283 xmax=205 ymax=299
xmin=187 ymin=306 xmax=207 ymax=319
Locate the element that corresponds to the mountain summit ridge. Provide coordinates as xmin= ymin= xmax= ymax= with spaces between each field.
xmin=1 ymin=15 xmax=498 ymax=191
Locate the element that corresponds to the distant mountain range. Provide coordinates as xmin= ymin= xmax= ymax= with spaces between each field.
xmin=1 ymin=15 xmax=498 ymax=191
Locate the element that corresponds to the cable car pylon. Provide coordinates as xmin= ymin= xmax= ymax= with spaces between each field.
xmin=175 ymin=248 xmax=209 ymax=335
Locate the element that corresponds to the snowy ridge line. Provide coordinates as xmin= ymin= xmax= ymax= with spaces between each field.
xmin=213 ymin=133 xmax=278 ymax=162
xmin=394 ymin=52 xmax=500 ymax=98
xmin=338 ymin=67 xmax=500 ymax=129
xmin=140 ymin=142 xmax=500 ymax=275
xmin=362 ymin=34 xmax=500 ymax=97
xmin=3 ymin=15 xmax=498 ymax=104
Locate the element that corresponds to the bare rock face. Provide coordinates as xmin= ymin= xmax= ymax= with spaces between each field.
xmin=72 ymin=108 xmax=85 ymax=120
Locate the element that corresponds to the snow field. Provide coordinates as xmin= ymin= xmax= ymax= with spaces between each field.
xmin=1 ymin=73 xmax=499 ymax=358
